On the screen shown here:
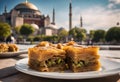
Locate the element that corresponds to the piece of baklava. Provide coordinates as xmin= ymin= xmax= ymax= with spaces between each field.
xmin=35 ymin=41 xmax=50 ymax=47
xmin=28 ymin=47 xmax=66 ymax=72
xmin=66 ymin=46 xmax=101 ymax=72
xmin=57 ymin=43 xmax=63 ymax=49
xmin=66 ymin=41 xmax=77 ymax=46
xmin=7 ymin=44 xmax=19 ymax=52
xmin=0 ymin=43 xmax=19 ymax=52
xmin=35 ymin=41 xmax=56 ymax=48
xmin=0 ymin=44 xmax=8 ymax=52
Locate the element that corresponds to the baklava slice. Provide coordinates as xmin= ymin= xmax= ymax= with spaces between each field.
xmin=35 ymin=41 xmax=50 ymax=47
xmin=66 ymin=41 xmax=77 ymax=46
xmin=7 ymin=44 xmax=19 ymax=52
xmin=35 ymin=41 xmax=56 ymax=48
xmin=0 ymin=43 xmax=8 ymax=52
xmin=28 ymin=47 xmax=66 ymax=72
xmin=66 ymin=46 xmax=101 ymax=72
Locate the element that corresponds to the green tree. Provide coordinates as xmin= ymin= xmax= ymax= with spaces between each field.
xmin=79 ymin=28 xmax=87 ymax=33
xmin=89 ymin=30 xmax=95 ymax=39
xmin=14 ymin=26 xmax=21 ymax=34
xmin=69 ymin=27 xmax=86 ymax=41
xmin=69 ymin=27 xmax=77 ymax=38
xmin=93 ymin=29 xmax=106 ymax=42
xmin=20 ymin=24 xmax=35 ymax=37
xmin=43 ymin=36 xmax=52 ymax=42
xmin=76 ymin=31 xmax=86 ymax=41
xmin=51 ymin=35 xmax=59 ymax=43
xmin=105 ymin=27 xmax=120 ymax=42
xmin=58 ymin=29 xmax=68 ymax=42
xmin=0 ymin=22 xmax=11 ymax=41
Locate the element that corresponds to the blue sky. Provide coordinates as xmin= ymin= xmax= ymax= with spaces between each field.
xmin=0 ymin=0 xmax=108 ymax=12
xmin=0 ymin=0 xmax=120 ymax=32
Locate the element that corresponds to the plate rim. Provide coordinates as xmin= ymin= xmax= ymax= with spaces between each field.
xmin=0 ymin=50 xmax=27 ymax=57
xmin=15 ymin=58 xmax=120 ymax=79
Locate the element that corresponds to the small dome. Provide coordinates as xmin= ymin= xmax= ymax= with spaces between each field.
xmin=47 ymin=24 xmax=57 ymax=29
xmin=58 ymin=27 xmax=66 ymax=31
xmin=31 ymin=23 xmax=39 ymax=30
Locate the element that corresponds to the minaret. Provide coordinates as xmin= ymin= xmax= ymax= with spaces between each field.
xmin=4 ymin=5 xmax=7 ymax=13
xmin=80 ymin=16 xmax=83 ymax=27
xmin=4 ymin=5 xmax=7 ymax=22
xmin=69 ymin=0 xmax=72 ymax=30
xmin=52 ymin=8 xmax=55 ymax=25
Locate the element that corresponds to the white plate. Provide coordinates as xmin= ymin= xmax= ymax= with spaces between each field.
xmin=0 ymin=44 xmax=32 ymax=58
xmin=0 ymin=50 xmax=27 ymax=57
xmin=15 ymin=58 xmax=120 ymax=79
xmin=99 ymin=50 xmax=120 ymax=59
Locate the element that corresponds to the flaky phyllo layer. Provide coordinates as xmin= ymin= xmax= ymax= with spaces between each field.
xmin=28 ymin=42 xmax=101 ymax=72
xmin=65 ymin=46 xmax=101 ymax=72
xmin=28 ymin=47 xmax=66 ymax=72
xmin=0 ymin=43 xmax=18 ymax=52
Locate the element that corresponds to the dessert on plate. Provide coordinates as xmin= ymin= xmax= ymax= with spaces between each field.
xmin=28 ymin=41 xmax=101 ymax=72
xmin=0 ymin=43 xmax=19 ymax=52
xmin=65 ymin=46 xmax=101 ymax=72
xmin=28 ymin=47 xmax=66 ymax=72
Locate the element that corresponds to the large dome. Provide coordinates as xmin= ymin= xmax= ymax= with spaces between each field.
xmin=15 ymin=2 xmax=38 ymax=10
xmin=14 ymin=2 xmax=41 ymax=15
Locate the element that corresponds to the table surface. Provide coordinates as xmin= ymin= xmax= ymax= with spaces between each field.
xmin=0 ymin=53 xmax=120 ymax=82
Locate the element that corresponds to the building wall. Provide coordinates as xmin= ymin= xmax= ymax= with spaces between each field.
xmin=11 ymin=9 xmax=19 ymax=27
xmin=44 ymin=16 xmax=50 ymax=27
xmin=0 ymin=15 xmax=5 ymax=22
xmin=24 ymin=18 xmax=41 ymax=27
xmin=52 ymin=29 xmax=58 ymax=35
xmin=45 ymin=29 xmax=52 ymax=36
xmin=14 ymin=17 xmax=24 ymax=27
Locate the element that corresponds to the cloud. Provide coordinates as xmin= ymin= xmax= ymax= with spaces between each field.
xmin=80 ymin=6 xmax=120 ymax=31
xmin=108 ymin=3 xmax=115 ymax=8
xmin=56 ymin=10 xmax=69 ymax=30
xmin=108 ymin=0 xmax=120 ymax=8
xmin=56 ymin=5 xmax=120 ymax=32
xmin=109 ymin=0 xmax=120 ymax=4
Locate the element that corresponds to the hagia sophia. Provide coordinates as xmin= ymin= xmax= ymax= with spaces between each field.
xmin=0 ymin=0 xmax=83 ymax=36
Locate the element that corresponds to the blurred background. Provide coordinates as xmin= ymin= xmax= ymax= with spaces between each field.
xmin=0 ymin=0 xmax=119 ymax=46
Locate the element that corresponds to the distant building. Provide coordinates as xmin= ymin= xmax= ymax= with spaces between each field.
xmin=0 ymin=0 xmax=57 ymax=36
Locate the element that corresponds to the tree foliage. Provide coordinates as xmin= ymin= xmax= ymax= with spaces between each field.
xmin=58 ymin=28 xmax=68 ymax=41
xmin=89 ymin=30 xmax=95 ymax=39
xmin=14 ymin=26 xmax=21 ymax=34
xmin=69 ymin=27 xmax=86 ymax=41
xmin=69 ymin=27 xmax=77 ymax=37
xmin=105 ymin=27 xmax=120 ymax=42
xmin=92 ymin=29 xmax=106 ymax=42
xmin=20 ymin=24 xmax=35 ymax=36
xmin=42 ymin=35 xmax=59 ymax=42
xmin=0 ymin=22 xmax=11 ymax=39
